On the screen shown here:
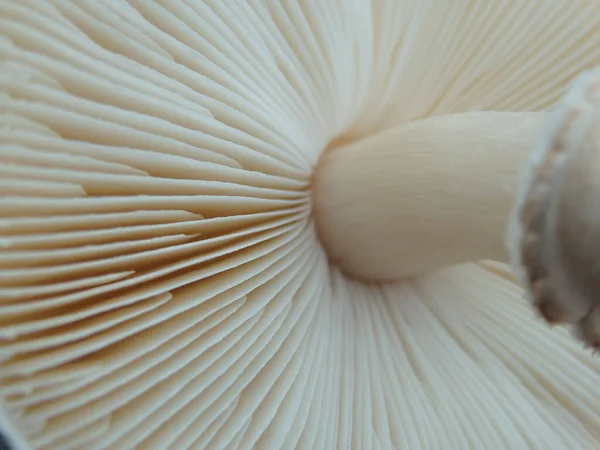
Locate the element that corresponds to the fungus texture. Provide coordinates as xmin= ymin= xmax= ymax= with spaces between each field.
xmin=510 ymin=66 xmax=600 ymax=351
xmin=2 ymin=1 xmax=600 ymax=449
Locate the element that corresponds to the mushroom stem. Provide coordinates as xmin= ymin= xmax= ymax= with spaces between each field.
xmin=509 ymin=67 xmax=600 ymax=347
xmin=313 ymin=111 xmax=545 ymax=282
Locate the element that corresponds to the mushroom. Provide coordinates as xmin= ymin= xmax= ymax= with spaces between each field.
xmin=509 ymin=65 xmax=600 ymax=351
xmin=2 ymin=1 xmax=600 ymax=449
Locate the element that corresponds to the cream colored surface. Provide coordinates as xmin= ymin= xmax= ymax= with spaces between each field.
xmin=2 ymin=1 xmax=600 ymax=450
xmin=314 ymin=111 xmax=544 ymax=280
xmin=509 ymin=67 xmax=600 ymax=349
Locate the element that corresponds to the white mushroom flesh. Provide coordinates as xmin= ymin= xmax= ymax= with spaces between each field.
xmin=1 ymin=1 xmax=600 ymax=450
xmin=509 ymin=66 xmax=600 ymax=350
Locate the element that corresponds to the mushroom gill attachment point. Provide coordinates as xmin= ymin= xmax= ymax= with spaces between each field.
xmin=313 ymin=111 xmax=544 ymax=282
xmin=510 ymin=67 xmax=600 ymax=350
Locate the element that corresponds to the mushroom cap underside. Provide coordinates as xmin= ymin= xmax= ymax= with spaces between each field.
xmin=2 ymin=1 xmax=600 ymax=449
